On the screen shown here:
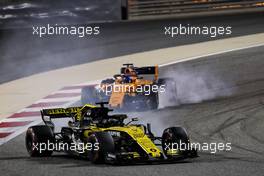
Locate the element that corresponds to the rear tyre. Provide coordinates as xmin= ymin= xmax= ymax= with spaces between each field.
xmin=162 ymin=127 xmax=189 ymax=159
xmin=25 ymin=125 xmax=54 ymax=157
xmin=87 ymin=132 xmax=115 ymax=164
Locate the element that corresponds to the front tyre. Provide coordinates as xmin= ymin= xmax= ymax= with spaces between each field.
xmin=162 ymin=127 xmax=189 ymax=159
xmin=87 ymin=132 xmax=115 ymax=164
xmin=25 ymin=125 xmax=54 ymax=157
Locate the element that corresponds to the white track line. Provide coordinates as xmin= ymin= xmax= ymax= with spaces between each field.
xmin=0 ymin=127 xmax=22 ymax=133
xmin=1 ymin=116 xmax=40 ymax=122
xmin=0 ymin=120 xmax=42 ymax=145
xmin=159 ymin=43 xmax=264 ymax=67
xmin=22 ymin=106 xmax=70 ymax=112
xmin=74 ymin=80 xmax=101 ymax=86
xmin=55 ymin=89 xmax=83 ymax=94
xmin=36 ymin=97 xmax=80 ymax=103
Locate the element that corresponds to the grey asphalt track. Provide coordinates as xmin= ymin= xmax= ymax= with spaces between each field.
xmin=0 ymin=45 xmax=263 ymax=176
xmin=0 ymin=11 xmax=264 ymax=84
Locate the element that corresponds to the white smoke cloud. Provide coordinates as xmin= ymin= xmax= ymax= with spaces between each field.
xmin=159 ymin=66 xmax=234 ymax=108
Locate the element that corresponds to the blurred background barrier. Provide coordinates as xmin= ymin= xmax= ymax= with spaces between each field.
xmin=1 ymin=0 xmax=264 ymax=27
xmin=125 ymin=0 xmax=264 ymax=19
xmin=0 ymin=0 xmax=122 ymax=28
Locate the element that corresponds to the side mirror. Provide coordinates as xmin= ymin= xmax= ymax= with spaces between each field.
xmin=126 ymin=117 xmax=139 ymax=125
xmin=132 ymin=118 xmax=139 ymax=122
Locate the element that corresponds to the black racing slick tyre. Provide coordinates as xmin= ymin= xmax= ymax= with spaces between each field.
xmin=25 ymin=125 xmax=54 ymax=157
xmin=87 ymin=132 xmax=115 ymax=164
xmin=162 ymin=127 xmax=189 ymax=159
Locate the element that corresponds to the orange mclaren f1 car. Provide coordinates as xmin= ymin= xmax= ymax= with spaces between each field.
xmin=81 ymin=64 xmax=175 ymax=111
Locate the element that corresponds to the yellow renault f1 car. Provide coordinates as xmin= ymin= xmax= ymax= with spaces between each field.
xmin=81 ymin=64 xmax=175 ymax=111
xmin=25 ymin=102 xmax=197 ymax=164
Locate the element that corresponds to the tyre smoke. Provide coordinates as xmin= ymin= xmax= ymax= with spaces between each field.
xmin=158 ymin=65 xmax=234 ymax=108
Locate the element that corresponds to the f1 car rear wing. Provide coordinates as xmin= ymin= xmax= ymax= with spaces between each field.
xmin=41 ymin=103 xmax=112 ymax=128
xmin=120 ymin=65 xmax=159 ymax=81
xmin=41 ymin=107 xmax=82 ymax=118
xmin=41 ymin=107 xmax=82 ymax=129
